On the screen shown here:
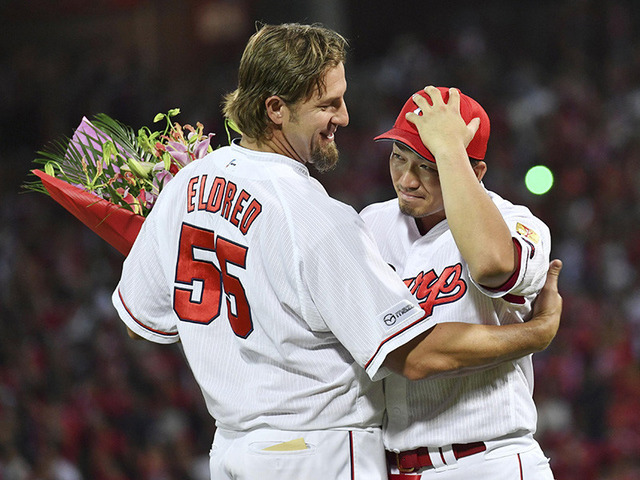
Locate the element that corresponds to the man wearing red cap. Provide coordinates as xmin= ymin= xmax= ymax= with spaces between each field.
xmin=361 ymin=86 xmax=555 ymax=479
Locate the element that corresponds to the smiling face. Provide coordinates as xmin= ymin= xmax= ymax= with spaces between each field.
xmin=282 ymin=63 xmax=349 ymax=172
xmin=389 ymin=142 xmax=446 ymax=230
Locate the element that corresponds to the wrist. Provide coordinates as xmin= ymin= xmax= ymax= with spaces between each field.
xmin=527 ymin=314 xmax=556 ymax=352
xmin=431 ymin=143 xmax=469 ymax=166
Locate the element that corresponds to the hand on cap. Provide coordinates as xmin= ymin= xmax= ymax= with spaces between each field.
xmin=405 ymin=86 xmax=480 ymax=162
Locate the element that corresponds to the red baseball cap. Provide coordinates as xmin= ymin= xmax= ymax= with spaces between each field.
xmin=374 ymin=87 xmax=490 ymax=162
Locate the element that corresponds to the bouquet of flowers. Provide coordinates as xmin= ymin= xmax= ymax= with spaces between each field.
xmin=24 ymin=109 xmax=235 ymax=255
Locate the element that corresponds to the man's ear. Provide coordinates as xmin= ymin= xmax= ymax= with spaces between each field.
xmin=265 ymin=95 xmax=286 ymax=125
xmin=473 ymin=161 xmax=487 ymax=182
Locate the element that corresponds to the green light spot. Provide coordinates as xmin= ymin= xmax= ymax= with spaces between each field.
xmin=525 ymin=165 xmax=554 ymax=195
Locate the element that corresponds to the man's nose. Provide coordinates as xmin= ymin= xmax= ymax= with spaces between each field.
xmin=334 ymin=101 xmax=349 ymax=127
xmin=399 ymin=168 xmax=420 ymax=189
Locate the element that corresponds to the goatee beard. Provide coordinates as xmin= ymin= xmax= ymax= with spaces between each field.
xmin=398 ymin=201 xmax=416 ymax=217
xmin=310 ymin=142 xmax=339 ymax=173
xmin=397 ymin=199 xmax=424 ymax=219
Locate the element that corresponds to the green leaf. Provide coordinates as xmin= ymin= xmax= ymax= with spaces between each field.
xmin=153 ymin=113 xmax=165 ymax=123
xmin=224 ymin=117 xmax=242 ymax=145
xmin=127 ymin=158 xmax=154 ymax=179
xmin=91 ymin=113 xmax=152 ymax=163
xmin=102 ymin=141 xmax=115 ymax=165
xmin=226 ymin=118 xmax=242 ymax=134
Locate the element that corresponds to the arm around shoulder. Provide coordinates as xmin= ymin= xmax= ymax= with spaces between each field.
xmin=383 ymin=259 xmax=563 ymax=380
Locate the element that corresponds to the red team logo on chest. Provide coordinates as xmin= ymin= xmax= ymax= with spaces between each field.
xmin=404 ymin=263 xmax=467 ymax=316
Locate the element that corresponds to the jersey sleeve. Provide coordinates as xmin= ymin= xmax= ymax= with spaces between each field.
xmin=471 ymin=211 xmax=551 ymax=299
xmin=111 ymin=187 xmax=181 ymax=344
xmin=291 ymin=200 xmax=434 ymax=382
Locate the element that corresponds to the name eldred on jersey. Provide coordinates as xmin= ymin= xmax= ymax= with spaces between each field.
xmin=186 ymin=173 xmax=263 ymax=235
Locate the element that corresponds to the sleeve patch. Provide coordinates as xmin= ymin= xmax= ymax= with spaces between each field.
xmin=516 ymin=222 xmax=540 ymax=244
xmin=379 ymin=300 xmax=418 ymax=331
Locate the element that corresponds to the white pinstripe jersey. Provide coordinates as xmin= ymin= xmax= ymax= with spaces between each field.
xmin=360 ymin=190 xmax=551 ymax=451
xmin=112 ymin=142 xmax=435 ymax=432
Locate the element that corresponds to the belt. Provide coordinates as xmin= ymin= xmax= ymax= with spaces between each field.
xmin=387 ymin=442 xmax=487 ymax=472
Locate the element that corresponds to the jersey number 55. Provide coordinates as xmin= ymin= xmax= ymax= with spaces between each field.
xmin=173 ymin=223 xmax=253 ymax=338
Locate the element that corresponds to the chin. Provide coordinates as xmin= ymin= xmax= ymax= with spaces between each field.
xmin=398 ymin=201 xmax=434 ymax=219
xmin=310 ymin=143 xmax=339 ymax=173
xmin=398 ymin=201 xmax=419 ymax=217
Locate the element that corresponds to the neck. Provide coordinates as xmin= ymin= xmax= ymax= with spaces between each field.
xmin=415 ymin=213 xmax=446 ymax=236
xmin=239 ymin=130 xmax=304 ymax=164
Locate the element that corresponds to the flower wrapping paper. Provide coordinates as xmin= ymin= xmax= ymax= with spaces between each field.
xmin=33 ymin=169 xmax=143 ymax=256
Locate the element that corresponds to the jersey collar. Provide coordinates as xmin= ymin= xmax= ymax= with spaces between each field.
xmin=230 ymin=139 xmax=311 ymax=178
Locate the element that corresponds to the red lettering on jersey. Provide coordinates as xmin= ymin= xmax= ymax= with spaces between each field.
xmin=206 ymin=177 xmax=225 ymax=213
xmin=221 ymin=181 xmax=237 ymax=220
xmin=406 ymin=270 xmax=437 ymax=295
xmin=198 ymin=174 xmax=208 ymax=210
xmin=187 ymin=176 xmax=199 ymax=213
xmin=404 ymin=264 xmax=467 ymax=316
xmin=239 ymin=199 xmax=262 ymax=234
xmin=186 ymin=175 xmax=263 ymax=235
xmin=230 ymin=189 xmax=250 ymax=227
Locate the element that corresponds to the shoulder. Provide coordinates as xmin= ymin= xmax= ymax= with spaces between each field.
xmin=359 ymin=199 xmax=402 ymax=232
xmin=272 ymin=169 xmax=357 ymax=221
xmin=292 ymin=188 xmax=362 ymax=231
xmin=488 ymin=189 xmax=546 ymax=222
xmin=487 ymin=189 xmax=551 ymax=244
xmin=360 ymin=198 xmax=398 ymax=220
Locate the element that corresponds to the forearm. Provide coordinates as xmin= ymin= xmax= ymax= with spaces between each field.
xmin=384 ymin=259 xmax=563 ymax=382
xmin=437 ymin=150 xmax=515 ymax=287
xmin=387 ymin=319 xmax=553 ymax=381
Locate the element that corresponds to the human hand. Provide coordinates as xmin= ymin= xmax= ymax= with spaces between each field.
xmin=405 ymin=86 xmax=480 ymax=162
xmin=528 ymin=259 xmax=563 ymax=351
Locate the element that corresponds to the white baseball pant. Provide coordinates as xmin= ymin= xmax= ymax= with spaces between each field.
xmin=210 ymin=426 xmax=387 ymax=479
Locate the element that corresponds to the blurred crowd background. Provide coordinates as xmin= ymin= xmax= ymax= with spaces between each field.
xmin=2 ymin=0 xmax=640 ymax=479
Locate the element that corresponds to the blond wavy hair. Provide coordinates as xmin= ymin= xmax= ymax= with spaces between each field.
xmin=222 ymin=23 xmax=348 ymax=144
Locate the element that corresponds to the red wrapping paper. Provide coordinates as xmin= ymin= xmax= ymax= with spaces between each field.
xmin=33 ymin=169 xmax=144 ymax=256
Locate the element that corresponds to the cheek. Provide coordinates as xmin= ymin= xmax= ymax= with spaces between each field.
xmin=288 ymin=125 xmax=314 ymax=149
xmin=421 ymin=173 xmax=441 ymax=190
xmin=389 ymin=163 xmax=403 ymax=182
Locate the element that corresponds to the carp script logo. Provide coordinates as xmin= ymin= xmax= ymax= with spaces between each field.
xmin=404 ymin=263 xmax=467 ymax=316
